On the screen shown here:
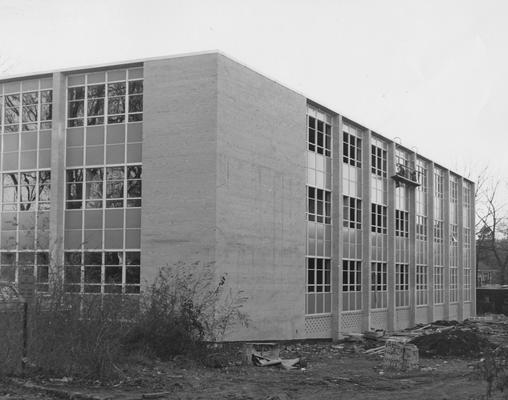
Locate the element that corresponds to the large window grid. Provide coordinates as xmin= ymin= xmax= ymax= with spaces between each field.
xmin=433 ymin=266 xmax=444 ymax=304
xmin=307 ymin=187 xmax=331 ymax=224
xmin=0 ymin=79 xmax=53 ymax=133
xmin=371 ymin=204 xmax=387 ymax=234
xmin=371 ymin=140 xmax=387 ymax=178
xmin=371 ymin=138 xmax=387 ymax=205
xmin=0 ymin=170 xmax=51 ymax=252
xmin=0 ymin=251 xmax=49 ymax=290
xmin=342 ymin=259 xmax=362 ymax=311
xmin=415 ymin=159 xmax=427 ymax=216
xmin=343 ymin=196 xmax=361 ymax=229
xmin=67 ymin=68 xmax=143 ymax=127
xmin=371 ymin=262 xmax=387 ymax=309
xmin=306 ymin=257 xmax=331 ymax=314
xmin=63 ymin=250 xmax=140 ymax=294
xmin=306 ymin=106 xmax=332 ymax=315
xmin=395 ymin=263 xmax=409 ymax=307
xmin=307 ymin=106 xmax=331 ymax=156
xmin=395 ymin=210 xmax=409 ymax=238
xmin=449 ymin=267 xmax=458 ymax=303
xmin=464 ymin=268 xmax=472 ymax=302
xmin=342 ymin=124 xmax=361 ymax=167
xmin=416 ymin=265 xmax=428 ymax=306
xmin=66 ymin=165 xmax=141 ymax=210
xmin=463 ymin=182 xmax=473 ymax=303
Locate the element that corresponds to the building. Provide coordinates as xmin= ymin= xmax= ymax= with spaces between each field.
xmin=0 ymin=51 xmax=476 ymax=340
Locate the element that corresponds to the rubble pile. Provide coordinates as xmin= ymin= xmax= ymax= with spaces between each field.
xmin=410 ymin=328 xmax=492 ymax=357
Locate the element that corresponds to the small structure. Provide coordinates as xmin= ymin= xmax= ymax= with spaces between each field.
xmin=477 ymin=287 xmax=508 ymax=315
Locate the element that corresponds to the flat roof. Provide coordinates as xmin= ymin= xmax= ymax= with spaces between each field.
xmin=0 ymin=50 xmax=474 ymax=183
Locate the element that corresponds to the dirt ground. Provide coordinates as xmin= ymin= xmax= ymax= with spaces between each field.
xmin=0 ymin=341 xmax=499 ymax=400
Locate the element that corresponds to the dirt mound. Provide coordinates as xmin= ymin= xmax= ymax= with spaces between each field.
xmin=410 ymin=328 xmax=492 ymax=357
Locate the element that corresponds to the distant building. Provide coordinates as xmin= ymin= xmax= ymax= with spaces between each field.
xmin=0 ymin=52 xmax=476 ymax=340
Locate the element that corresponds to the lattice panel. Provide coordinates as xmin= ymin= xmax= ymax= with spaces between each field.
xmin=463 ymin=303 xmax=472 ymax=319
xmin=396 ymin=308 xmax=411 ymax=330
xmin=415 ymin=306 xmax=428 ymax=325
xmin=449 ymin=304 xmax=458 ymax=320
xmin=305 ymin=315 xmax=332 ymax=339
xmin=433 ymin=305 xmax=444 ymax=321
xmin=370 ymin=310 xmax=388 ymax=330
xmin=340 ymin=312 xmax=362 ymax=333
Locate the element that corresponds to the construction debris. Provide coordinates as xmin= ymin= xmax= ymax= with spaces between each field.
xmin=244 ymin=342 xmax=306 ymax=370
xmin=383 ymin=339 xmax=419 ymax=370
xmin=410 ymin=328 xmax=492 ymax=357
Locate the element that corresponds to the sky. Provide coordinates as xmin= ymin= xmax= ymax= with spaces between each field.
xmin=0 ymin=0 xmax=507 ymax=203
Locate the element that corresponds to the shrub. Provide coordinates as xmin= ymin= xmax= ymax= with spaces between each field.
xmin=27 ymin=281 xmax=129 ymax=379
xmin=124 ymin=262 xmax=248 ymax=360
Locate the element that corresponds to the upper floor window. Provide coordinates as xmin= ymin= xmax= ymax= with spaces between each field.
xmin=371 ymin=203 xmax=387 ymax=234
xmin=343 ymin=196 xmax=361 ymax=229
xmin=307 ymin=186 xmax=331 ymax=224
xmin=1 ymin=87 xmax=53 ymax=133
xmin=343 ymin=129 xmax=361 ymax=167
xmin=307 ymin=106 xmax=331 ymax=157
xmin=67 ymin=68 xmax=143 ymax=127
xmin=371 ymin=144 xmax=387 ymax=177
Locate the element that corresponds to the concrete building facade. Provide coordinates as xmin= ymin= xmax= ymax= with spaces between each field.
xmin=0 ymin=52 xmax=476 ymax=340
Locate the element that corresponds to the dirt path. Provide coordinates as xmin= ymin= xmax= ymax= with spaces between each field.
xmin=1 ymin=344 xmax=494 ymax=400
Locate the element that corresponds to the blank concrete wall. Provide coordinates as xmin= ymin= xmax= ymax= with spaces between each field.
xmin=141 ymin=54 xmax=219 ymax=284
xmin=215 ymin=55 xmax=307 ymax=340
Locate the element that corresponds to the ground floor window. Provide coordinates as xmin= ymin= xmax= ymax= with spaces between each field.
xmin=306 ymin=257 xmax=331 ymax=314
xmin=449 ymin=267 xmax=458 ymax=303
xmin=342 ymin=259 xmax=361 ymax=311
xmin=371 ymin=262 xmax=387 ymax=309
xmin=395 ymin=263 xmax=409 ymax=307
xmin=416 ymin=265 xmax=428 ymax=306
xmin=433 ymin=266 xmax=444 ymax=304
xmin=464 ymin=268 xmax=472 ymax=301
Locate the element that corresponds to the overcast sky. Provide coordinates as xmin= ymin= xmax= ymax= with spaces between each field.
xmin=1 ymin=0 xmax=507 ymax=200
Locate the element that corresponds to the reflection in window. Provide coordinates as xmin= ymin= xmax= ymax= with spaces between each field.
xmin=65 ymin=165 xmax=142 ymax=209
xmin=63 ymin=250 xmax=140 ymax=294
xmin=67 ymin=69 xmax=143 ymax=127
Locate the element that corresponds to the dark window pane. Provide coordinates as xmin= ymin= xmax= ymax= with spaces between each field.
xmin=108 ymin=82 xmax=126 ymax=96
xmin=87 ymin=84 xmax=105 ymax=98
xmin=128 ymin=81 xmax=143 ymax=94
xmin=68 ymin=87 xmax=85 ymax=100
xmin=128 ymin=95 xmax=143 ymax=113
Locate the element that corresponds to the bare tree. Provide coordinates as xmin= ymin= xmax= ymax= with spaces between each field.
xmin=473 ymin=167 xmax=508 ymax=284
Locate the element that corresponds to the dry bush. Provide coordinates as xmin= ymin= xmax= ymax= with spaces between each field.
xmin=27 ymin=279 xmax=130 ymax=379
xmin=0 ymin=308 xmax=24 ymax=375
xmin=124 ymin=262 xmax=248 ymax=361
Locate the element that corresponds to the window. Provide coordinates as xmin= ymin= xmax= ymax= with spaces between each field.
xmin=307 ymin=112 xmax=331 ymax=156
xmin=306 ymin=257 xmax=331 ymax=314
xmin=416 ymin=215 xmax=427 ymax=240
xmin=308 ymin=187 xmax=331 ymax=224
xmin=371 ymin=262 xmax=387 ymax=309
xmin=464 ymin=268 xmax=472 ymax=301
xmin=2 ymin=85 xmax=52 ymax=133
xmin=433 ymin=266 xmax=444 ymax=304
xmin=416 ymin=265 xmax=428 ymax=306
xmin=343 ymin=131 xmax=361 ymax=167
xmin=64 ymin=250 xmax=140 ymax=294
xmin=371 ymin=144 xmax=387 ymax=177
xmin=65 ymin=165 xmax=142 ymax=210
xmin=396 ymin=263 xmax=409 ymax=307
xmin=67 ymin=69 xmax=143 ymax=127
xmin=2 ymin=171 xmax=51 ymax=212
xmin=395 ymin=210 xmax=409 ymax=238
xmin=371 ymin=203 xmax=387 ymax=234
xmin=342 ymin=259 xmax=361 ymax=311
xmin=449 ymin=267 xmax=458 ymax=303
xmin=343 ymin=196 xmax=361 ymax=229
